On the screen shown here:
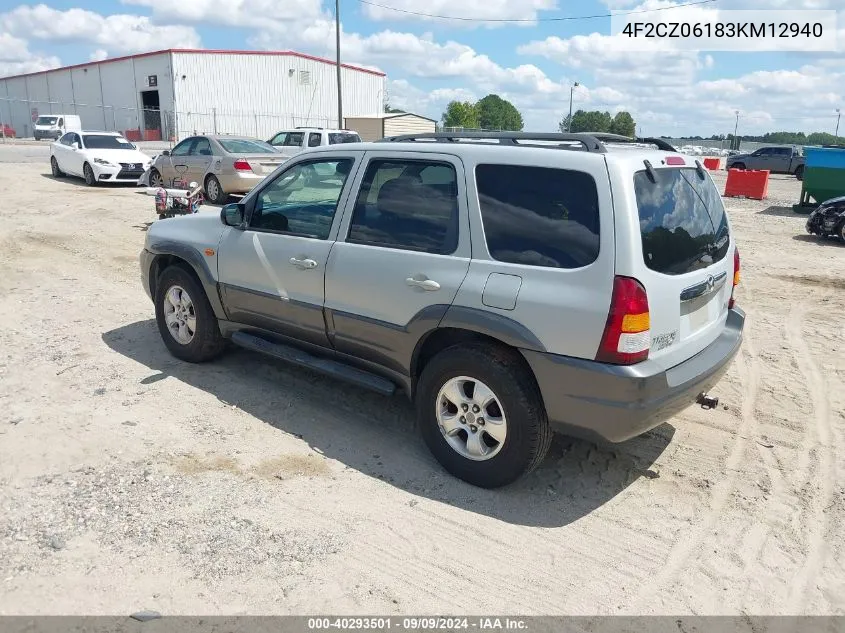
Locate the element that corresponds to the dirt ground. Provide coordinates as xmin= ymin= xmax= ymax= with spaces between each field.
xmin=0 ymin=145 xmax=843 ymax=616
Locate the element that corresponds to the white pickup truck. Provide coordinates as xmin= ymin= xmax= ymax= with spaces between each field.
xmin=266 ymin=127 xmax=361 ymax=158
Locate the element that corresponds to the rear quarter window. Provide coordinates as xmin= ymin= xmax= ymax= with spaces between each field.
xmin=635 ymin=168 xmax=730 ymax=276
xmin=475 ymin=164 xmax=600 ymax=269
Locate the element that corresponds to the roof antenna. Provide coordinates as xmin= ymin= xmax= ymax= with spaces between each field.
xmin=643 ymin=159 xmax=657 ymax=183
xmin=695 ymin=159 xmax=706 ymax=179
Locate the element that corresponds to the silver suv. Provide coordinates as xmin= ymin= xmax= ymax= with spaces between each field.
xmin=139 ymin=132 xmax=745 ymax=488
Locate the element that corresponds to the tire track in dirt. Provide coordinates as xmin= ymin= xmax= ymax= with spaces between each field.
xmin=784 ymin=304 xmax=835 ymax=613
xmin=628 ymin=310 xmax=759 ymax=609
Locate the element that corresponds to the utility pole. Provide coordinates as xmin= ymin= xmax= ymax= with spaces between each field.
xmin=335 ymin=0 xmax=343 ymax=129
xmin=836 ymin=108 xmax=841 ymax=139
xmin=567 ymin=81 xmax=579 ymax=132
xmin=733 ymin=110 xmax=740 ymax=151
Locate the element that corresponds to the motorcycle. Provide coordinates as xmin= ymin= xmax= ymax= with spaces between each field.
xmin=145 ymin=178 xmax=204 ymax=220
xmin=805 ymin=195 xmax=845 ymax=242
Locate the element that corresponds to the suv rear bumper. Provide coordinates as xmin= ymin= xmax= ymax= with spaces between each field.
xmin=521 ymin=307 xmax=745 ymax=443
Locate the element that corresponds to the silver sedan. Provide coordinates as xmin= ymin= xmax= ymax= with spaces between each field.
xmin=148 ymin=135 xmax=288 ymax=204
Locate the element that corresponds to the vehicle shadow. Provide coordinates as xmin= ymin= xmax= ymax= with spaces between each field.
xmin=40 ymin=173 xmax=140 ymax=189
xmin=793 ymin=234 xmax=844 ymax=247
xmin=758 ymin=205 xmax=801 ymax=217
xmin=102 ymin=320 xmax=675 ymax=528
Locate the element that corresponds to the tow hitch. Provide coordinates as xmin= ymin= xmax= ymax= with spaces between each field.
xmin=696 ymin=392 xmax=719 ymax=410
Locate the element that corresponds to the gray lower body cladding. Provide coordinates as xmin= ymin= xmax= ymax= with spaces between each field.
xmin=522 ymin=308 xmax=745 ymax=443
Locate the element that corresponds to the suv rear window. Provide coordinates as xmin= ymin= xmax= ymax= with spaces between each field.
xmin=475 ymin=164 xmax=600 ymax=269
xmin=634 ymin=168 xmax=730 ymax=275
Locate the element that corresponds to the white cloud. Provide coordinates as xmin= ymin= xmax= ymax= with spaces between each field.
xmin=122 ymin=0 xmax=324 ymax=29
xmin=89 ymin=49 xmax=109 ymax=62
xmin=0 ymin=4 xmax=202 ymax=54
xmin=359 ymin=0 xmax=558 ymax=27
xmin=0 ymin=32 xmax=60 ymax=76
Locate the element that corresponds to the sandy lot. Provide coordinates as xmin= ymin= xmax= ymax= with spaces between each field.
xmin=0 ymin=146 xmax=843 ymax=616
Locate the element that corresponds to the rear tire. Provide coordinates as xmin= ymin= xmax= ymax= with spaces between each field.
xmin=50 ymin=156 xmax=64 ymax=178
xmin=204 ymin=175 xmax=227 ymax=205
xmin=416 ymin=344 xmax=552 ymax=488
xmin=83 ymin=163 xmax=97 ymax=186
xmin=154 ymin=265 xmax=226 ymax=363
xmin=795 ymin=165 xmax=804 ymax=181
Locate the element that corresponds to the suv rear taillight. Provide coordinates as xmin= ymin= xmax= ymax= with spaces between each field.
xmin=728 ymin=246 xmax=740 ymax=309
xmin=596 ymin=276 xmax=650 ymax=365
xmin=233 ymin=159 xmax=252 ymax=172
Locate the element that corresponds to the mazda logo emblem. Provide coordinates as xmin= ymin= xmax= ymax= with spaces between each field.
xmin=706 ymin=275 xmax=714 ymax=291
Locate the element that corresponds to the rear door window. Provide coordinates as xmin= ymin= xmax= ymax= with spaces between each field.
xmin=634 ymin=168 xmax=729 ymax=275
xmin=347 ymin=159 xmax=459 ymax=254
xmin=475 ymin=164 xmax=600 ymax=269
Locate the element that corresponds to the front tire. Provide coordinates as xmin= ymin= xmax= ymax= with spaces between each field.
xmin=83 ymin=163 xmax=97 ymax=186
xmin=204 ymin=175 xmax=227 ymax=205
xmin=795 ymin=165 xmax=804 ymax=181
xmin=51 ymin=156 xmax=65 ymax=178
xmin=732 ymin=162 xmax=746 ymax=170
xmin=416 ymin=344 xmax=552 ymax=488
xmin=154 ymin=265 xmax=226 ymax=363
xmin=149 ymin=168 xmax=163 ymax=188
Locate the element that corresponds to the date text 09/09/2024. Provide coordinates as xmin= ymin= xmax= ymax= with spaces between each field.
xmin=622 ymin=22 xmax=824 ymax=38
xmin=307 ymin=618 xmax=528 ymax=630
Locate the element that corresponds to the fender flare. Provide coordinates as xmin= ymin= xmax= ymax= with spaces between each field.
xmin=147 ymin=240 xmax=227 ymax=319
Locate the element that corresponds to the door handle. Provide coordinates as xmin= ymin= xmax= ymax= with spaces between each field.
xmin=406 ymin=277 xmax=441 ymax=291
xmin=289 ymin=257 xmax=318 ymax=270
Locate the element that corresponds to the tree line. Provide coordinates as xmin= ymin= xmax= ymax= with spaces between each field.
xmin=660 ymin=131 xmax=842 ymax=145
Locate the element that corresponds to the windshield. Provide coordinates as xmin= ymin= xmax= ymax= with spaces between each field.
xmin=36 ymin=116 xmax=58 ymax=126
xmin=329 ymin=133 xmax=361 ymax=144
xmin=634 ymin=167 xmax=729 ymax=275
xmin=218 ymin=139 xmax=278 ymax=154
xmin=83 ymin=135 xmax=135 ymax=150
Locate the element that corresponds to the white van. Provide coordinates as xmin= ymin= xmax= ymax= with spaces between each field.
xmin=34 ymin=114 xmax=82 ymax=141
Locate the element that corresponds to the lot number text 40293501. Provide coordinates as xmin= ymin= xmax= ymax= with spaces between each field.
xmin=307 ymin=618 xmax=528 ymax=630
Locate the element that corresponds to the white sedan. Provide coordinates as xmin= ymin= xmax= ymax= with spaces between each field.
xmin=50 ymin=131 xmax=152 ymax=186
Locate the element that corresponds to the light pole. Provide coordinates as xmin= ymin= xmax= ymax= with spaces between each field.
xmin=567 ymin=81 xmax=579 ymax=132
xmin=335 ymin=0 xmax=343 ymax=129
xmin=836 ymin=108 xmax=841 ymax=139
xmin=733 ymin=110 xmax=740 ymax=150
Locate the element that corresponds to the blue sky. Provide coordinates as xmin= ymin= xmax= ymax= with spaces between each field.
xmin=1 ymin=0 xmax=843 ymax=136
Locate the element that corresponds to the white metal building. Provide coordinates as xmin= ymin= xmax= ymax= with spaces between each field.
xmin=0 ymin=49 xmax=386 ymax=142
xmin=344 ymin=112 xmax=437 ymax=141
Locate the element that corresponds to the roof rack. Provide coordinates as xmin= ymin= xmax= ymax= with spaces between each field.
xmin=379 ymin=132 xmax=610 ymax=153
xmin=587 ymin=132 xmax=678 ymax=152
xmin=378 ymin=131 xmax=677 ymax=153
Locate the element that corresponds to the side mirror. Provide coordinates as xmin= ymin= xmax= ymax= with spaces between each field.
xmin=71 ymin=142 xmax=79 ymax=150
xmin=161 ymin=150 xmax=170 ymax=156
xmin=221 ymin=203 xmax=245 ymax=227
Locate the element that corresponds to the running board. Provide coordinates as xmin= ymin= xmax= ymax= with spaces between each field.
xmin=230 ymin=331 xmax=396 ymax=396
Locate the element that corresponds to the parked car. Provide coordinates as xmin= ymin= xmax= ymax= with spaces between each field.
xmin=726 ymin=145 xmax=806 ymax=180
xmin=35 ymin=114 xmax=82 ymax=141
xmin=139 ymin=131 xmax=744 ymax=488
xmin=148 ymin=135 xmax=287 ymax=205
xmin=267 ymin=127 xmax=362 ymax=158
xmin=50 ymin=131 xmax=152 ymax=186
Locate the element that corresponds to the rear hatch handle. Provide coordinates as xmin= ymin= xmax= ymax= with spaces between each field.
xmin=680 ymin=271 xmax=728 ymax=302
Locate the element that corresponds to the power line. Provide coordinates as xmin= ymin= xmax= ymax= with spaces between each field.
xmin=357 ymin=0 xmax=717 ymax=23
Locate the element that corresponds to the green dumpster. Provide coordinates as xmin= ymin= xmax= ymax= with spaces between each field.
xmin=793 ymin=146 xmax=845 ymax=213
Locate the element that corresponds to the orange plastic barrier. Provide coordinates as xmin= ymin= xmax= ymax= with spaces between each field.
xmin=123 ymin=129 xmax=142 ymax=142
xmin=143 ymin=129 xmax=162 ymax=141
xmin=703 ymin=157 xmax=721 ymax=170
xmin=724 ymin=168 xmax=769 ymax=200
